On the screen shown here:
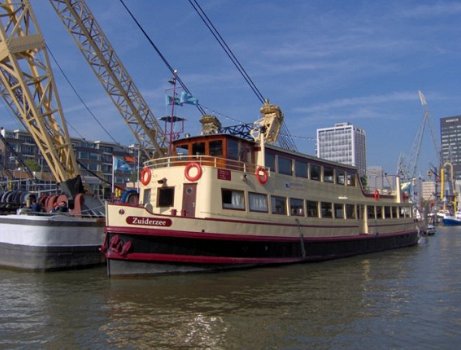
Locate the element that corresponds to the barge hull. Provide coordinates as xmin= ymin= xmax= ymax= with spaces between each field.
xmin=0 ymin=214 xmax=105 ymax=271
xmin=0 ymin=242 xmax=104 ymax=271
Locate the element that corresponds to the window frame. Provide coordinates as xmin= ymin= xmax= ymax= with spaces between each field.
xmin=248 ymin=192 xmax=269 ymax=213
xmin=221 ymin=188 xmax=245 ymax=210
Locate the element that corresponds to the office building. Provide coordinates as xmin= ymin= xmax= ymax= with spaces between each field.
xmin=440 ymin=115 xmax=461 ymax=181
xmin=316 ymin=122 xmax=367 ymax=177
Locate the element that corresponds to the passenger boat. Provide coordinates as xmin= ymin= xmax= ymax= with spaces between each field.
xmin=0 ymin=193 xmax=105 ymax=271
xmin=102 ymin=102 xmax=419 ymax=276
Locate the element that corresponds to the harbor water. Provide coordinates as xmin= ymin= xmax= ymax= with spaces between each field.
xmin=1 ymin=226 xmax=461 ymax=349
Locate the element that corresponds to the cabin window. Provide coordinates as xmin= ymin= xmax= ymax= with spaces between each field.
xmin=249 ymin=192 xmax=268 ymax=212
xmin=142 ymin=188 xmax=152 ymax=206
xmin=157 ymin=187 xmax=174 ymax=207
xmin=376 ymin=206 xmax=383 ymax=219
xmin=192 ymin=142 xmax=205 ymax=155
xmin=239 ymin=144 xmax=251 ymax=162
xmin=265 ymin=152 xmax=276 ymax=172
xmin=347 ymin=172 xmax=356 ymax=186
xmin=176 ymin=144 xmax=189 ymax=156
xmin=391 ymin=206 xmax=398 ymax=218
xmin=336 ymin=170 xmax=345 ymax=185
xmin=310 ymin=164 xmax=321 ymax=181
xmin=324 ymin=167 xmax=334 ymax=183
xmin=367 ymin=206 xmax=376 ymax=219
xmin=271 ymin=196 xmax=287 ymax=215
xmin=278 ymin=156 xmax=292 ymax=175
xmin=334 ymin=203 xmax=344 ymax=219
xmin=346 ymin=204 xmax=356 ymax=219
xmin=290 ymin=198 xmax=304 ymax=216
xmin=221 ymin=189 xmax=245 ymax=210
xmin=320 ymin=202 xmax=333 ymax=218
xmin=209 ymin=140 xmax=223 ymax=157
xmin=384 ymin=206 xmax=392 ymax=218
xmin=227 ymin=139 xmax=239 ymax=160
xmin=306 ymin=200 xmax=319 ymax=217
xmin=295 ymin=160 xmax=308 ymax=178
xmin=400 ymin=206 xmax=411 ymax=218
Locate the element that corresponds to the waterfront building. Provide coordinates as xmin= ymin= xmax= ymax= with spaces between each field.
xmin=366 ymin=166 xmax=386 ymax=192
xmin=316 ymin=122 xmax=367 ymax=177
xmin=440 ymin=115 xmax=461 ymax=180
xmin=421 ymin=180 xmax=436 ymax=202
xmin=0 ymin=127 xmax=137 ymax=197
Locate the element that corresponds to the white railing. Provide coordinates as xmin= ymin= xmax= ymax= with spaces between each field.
xmin=144 ymin=155 xmax=259 ymax=173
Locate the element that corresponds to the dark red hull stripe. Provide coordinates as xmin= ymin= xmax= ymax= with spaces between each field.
xmin=105 ymin=225 xmax=414 ymax=242
xmin=106 ymin=252 xmax=302 ymax=264
xmin=103 ymin=230 xmax=419 ymax=264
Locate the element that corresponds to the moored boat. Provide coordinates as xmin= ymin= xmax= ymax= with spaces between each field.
xmin=0 ymin=213 xmax=104 ymax=271
xmin=102 ymin=102 xmax=419 ymax=277
xmin=442 ymin=216 xmax=461 ymax=226
xmin=0 ymin=193 xmax=105 ymax=271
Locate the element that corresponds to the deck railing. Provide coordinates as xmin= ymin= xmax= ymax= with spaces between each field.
xmin=144 ymin=155 xmax=259 ymax=173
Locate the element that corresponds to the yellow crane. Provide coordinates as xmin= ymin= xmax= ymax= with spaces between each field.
xmin=0 ymin=0 xmax=83 ymax=199
xmin=48 ymin=0 xmax=167 ymax=158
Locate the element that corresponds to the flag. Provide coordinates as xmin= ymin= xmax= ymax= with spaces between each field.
xmin=124 ymin=155 xmax=136 ymax=163
xmin=179 ymin=91 xmax=199 ymax=105
xmin=113 ymin=155 xmax=132 ymax=172
xmin=165 ymin=95 xmax=182 ymax=106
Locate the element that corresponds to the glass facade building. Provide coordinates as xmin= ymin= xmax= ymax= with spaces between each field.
xmin=316 ymin=122 xmax=367 ymax=177
xmin=440 ymin=115 xmax=461 ymax=180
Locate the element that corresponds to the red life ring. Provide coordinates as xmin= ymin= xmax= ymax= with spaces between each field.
xmin=373 ymin=189 xmax=380 ymax=201
xmin=140 ymin=167 xmax=152 ymax=186
xmin=185 ymin=162 xmax=202 ymax=182
xmin=255 ymin=166 xmax=268 ymax=185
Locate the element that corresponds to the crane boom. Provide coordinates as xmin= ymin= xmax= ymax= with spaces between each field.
xmin=0 ymin=0 xmax=83 ymax=197
xmin=398 ymin=91 xmax=438 ymax=181
xmin=49 ymin=0 xmax=166 ymax=158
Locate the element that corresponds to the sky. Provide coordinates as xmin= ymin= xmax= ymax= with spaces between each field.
xmin=1 ymin=0 xmax=461 ymax=177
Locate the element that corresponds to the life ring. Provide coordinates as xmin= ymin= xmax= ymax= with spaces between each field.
xmin=185 ymin=162 xmax=202 ymax=182
xmin=140 ymin=167 xmax=152 ymax=186
xmin=255 ymin=166 xmax=268 ymax=185
xmin=373 ymin=189 xmax=380 ymax=201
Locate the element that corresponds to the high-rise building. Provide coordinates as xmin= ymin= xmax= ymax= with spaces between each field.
xmin=440 ymin=115 xmax=461 ymax=181
xmin=316 ymin=122 xmax=367 ymax=177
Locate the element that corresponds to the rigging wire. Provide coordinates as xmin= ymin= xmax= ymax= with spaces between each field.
xmin=188 ymin=0 xmax=297 ymax=151
xmin=118 ymin=0 xmax=206 ymax=115
xmin=187 ymin=0 xmax=265 ymax=104
xmin=119 ymin=0 xmax=299 ymax=150
xmin=47 ymin=45 xmax=120 ymax=145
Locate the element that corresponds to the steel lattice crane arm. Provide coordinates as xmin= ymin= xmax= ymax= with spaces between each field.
xmin=49 ymin=0 xmax=166 ymax=158
xmin=0 ymin=0 xmax=83 ymax=197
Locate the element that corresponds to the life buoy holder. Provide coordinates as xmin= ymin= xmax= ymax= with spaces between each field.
xmin=185 ymin=162 xmax=202 ymax=182
xmin=140 ymin=167 xmax=152 ymax=186
xmin=255 ymin=166 xmax=269 ymax=185
xmin=373 ymin=189 xmax=380 ymax=201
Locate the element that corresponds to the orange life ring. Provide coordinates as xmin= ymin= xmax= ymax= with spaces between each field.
xmin=140 ymin=167 xmax=152 ymax=186
xmin=185 ymin=162 xmax=202 ymax=182
xmin=373 ymin=189 xmax=380 ymax=201
xmin=255 ymin=166 xmax=268 ymax=185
